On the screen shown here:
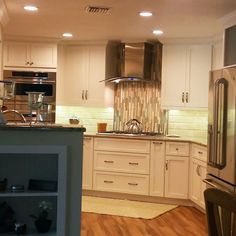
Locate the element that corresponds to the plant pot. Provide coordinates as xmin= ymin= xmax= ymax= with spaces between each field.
xmin=35 ymin=219 xmax=52 ymax=233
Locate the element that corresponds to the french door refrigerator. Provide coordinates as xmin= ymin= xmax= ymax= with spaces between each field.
xmin=205 ymin=66 xmax=236 ymax=192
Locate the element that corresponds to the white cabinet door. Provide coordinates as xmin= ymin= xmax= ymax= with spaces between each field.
xmin=189 ymin=157 xmax=207 ymax=209
xmin=3 ymin=42 xmax=57 ymax=69
xmin=3 ymin=42 xmax=29 ymax=67
xmin=30 ymin=43 xmax=57 ymax=68
xmin=199 ymin=164 xmax=207 ymax=208
xmin=60 ymin=44 xmax=113 ymax=107
xmin=165 ymin=155 xmax=189 ymax=199
xmin=86 ymin=45 xmax=107 ymax=106
xmin=186 ymin=45 xmax=212 ymax=108
xmin=63 ymin=45 xmax=88 ymax=105
xmin=82 ymin=137 xmax=94 ymax=190
xmin=161 ymin=44 xmax=212 ymax=109
xmin=161 ymin=45 xmax=187 ymax=108
xmin=149 ymin=141 xmax=165 ymax=197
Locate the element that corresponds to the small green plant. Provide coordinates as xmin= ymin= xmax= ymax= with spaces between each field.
xmin=30 ymin=201 xmax=52 ymax=220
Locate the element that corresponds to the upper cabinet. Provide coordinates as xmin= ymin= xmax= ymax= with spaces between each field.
xmin=161 ymin=44 xmax=212 ymax=109
xmin=3 ymin=41 xmax=57 ymax=69
xmin=57 ymin=44 xmax=114 ymax=107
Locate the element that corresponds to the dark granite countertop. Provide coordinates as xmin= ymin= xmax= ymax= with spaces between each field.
xmin=85 ymin=132 xmax=207 ymax=147
xmin=0 ymin=123 xmax=86 ymax=132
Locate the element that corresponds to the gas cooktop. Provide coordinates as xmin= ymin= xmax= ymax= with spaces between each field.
xmin=97 ymin=131 xmax=163 ymax=136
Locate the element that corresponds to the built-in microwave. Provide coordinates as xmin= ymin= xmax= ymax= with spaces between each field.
xmin=224 ymin=24 xmax=236 ymax=67
xmin=2 ymin=70 xmax=56 ymax=123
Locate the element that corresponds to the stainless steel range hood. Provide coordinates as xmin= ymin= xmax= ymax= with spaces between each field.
xmin=103 ymin=41 xmax=162 ymax=83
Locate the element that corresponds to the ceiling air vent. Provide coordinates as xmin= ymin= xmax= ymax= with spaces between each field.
xmin=85 ymin=6 xmax=111 ymax=14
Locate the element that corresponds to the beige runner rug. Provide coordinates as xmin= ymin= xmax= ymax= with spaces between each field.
xmin=82 ymin=196 xmax=177 ymax=219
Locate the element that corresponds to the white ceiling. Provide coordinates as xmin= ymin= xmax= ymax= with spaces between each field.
xmin=2 ymin=0 xmax=236 ymax=42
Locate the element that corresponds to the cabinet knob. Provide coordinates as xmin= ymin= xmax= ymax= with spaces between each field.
xmin=30 ymin=62 xmax=34 ymax=66
xmin=198 ymin=151 xmax=203 ymax=155
xmin=26 ymin=61 xmax=30 ymax=65
xmin=104 ymin=160 xmax=114 ymax=164
xmin=104 ymin=180 xmax=113 ymax=184
xmin=165 ymin=160 xmax=169 ymax=170
xmin=128 ymin=183 xmax=138 ymax=186
xmin=85 ymin=90 xmax=88 ymax=100
xmin=182 ymin=92 xmax=185 ymax=103
xmin=128 ymin=162 xmax=139 ymax=165
xmin=185 ymin=92 xmax=189 ymax=103
xmin=153 ymin=141 xmax=163 ymax=145
xmin=82 ymin=90 xmax=84 ymax=100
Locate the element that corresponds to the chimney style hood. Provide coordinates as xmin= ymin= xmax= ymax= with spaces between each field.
xmin=104 ymin=40 xmax=162 ymax=83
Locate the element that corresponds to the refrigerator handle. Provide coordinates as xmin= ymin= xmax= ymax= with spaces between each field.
xmin=214 ymin=78 xmax=228 ymax=169
xmin=207 ymin=124 xmax=213 ymax=165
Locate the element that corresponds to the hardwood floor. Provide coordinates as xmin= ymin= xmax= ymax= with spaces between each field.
xmin=81 ymin=206 xmax=208 ymax=236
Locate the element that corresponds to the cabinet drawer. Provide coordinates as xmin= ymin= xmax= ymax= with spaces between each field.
xmin=93 ymin=171 xmax=149 ymax=195
xmin=166 ymin=142 xmax=189 ymax=156
xmin=94 ymin=151 xmax=149 ymax=174
xmin=94 ymin=138 xmax=150 ymax=153
xmin=191 ymin=144 xmax=207 ymax=161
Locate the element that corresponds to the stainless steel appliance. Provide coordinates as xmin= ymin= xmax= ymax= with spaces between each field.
xmin=2 ymin=70 xmax=56 ymax=123
xmin=103 ymin=41 xmax=162 ymax=83
xmin=205 ymin=66 xmax=236 ymax=192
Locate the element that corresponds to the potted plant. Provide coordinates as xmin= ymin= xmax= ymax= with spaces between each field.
xmin=30 ymin=201 xmax=52 ymax=233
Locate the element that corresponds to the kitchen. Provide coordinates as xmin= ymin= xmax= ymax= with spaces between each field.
xmin=0 ymin=0 xmax=236 ymax=235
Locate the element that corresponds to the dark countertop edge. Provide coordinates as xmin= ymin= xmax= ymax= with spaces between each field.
xmin=84 ymin=133 xmax=207 ymax=147
xmin=0 ymin=124 xmax=86 ymax=132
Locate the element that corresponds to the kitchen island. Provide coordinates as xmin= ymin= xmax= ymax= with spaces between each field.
xmin=0 ymin=124 xmax=85 ymax=236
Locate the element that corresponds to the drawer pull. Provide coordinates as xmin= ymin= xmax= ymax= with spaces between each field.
xmin=104 ymin=160 xmax=114 ymax=164
xmin=128 ymin=183 xmax=138 ymax=186
xmin=196 ymin=165 xmax=201 ymax=176
xmin=104 ymin=180 xmax=113 ymax=184
xmin=176 ymin=148 xmax=179 ymax=151
xmin=153 ymin=141 xmax=163 ymax=145
xmin=129 ymin=162 xmax=139 ymax=165
xmin=198 ymin=151 xmax=203 ymax=155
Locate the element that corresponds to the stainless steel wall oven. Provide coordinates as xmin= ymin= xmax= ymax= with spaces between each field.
xmin=3 ymin=70 xmax=56 ymax=123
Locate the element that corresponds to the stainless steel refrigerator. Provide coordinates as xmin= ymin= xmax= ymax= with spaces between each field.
xmin=205 ymin=66 xmax=236 ymax=192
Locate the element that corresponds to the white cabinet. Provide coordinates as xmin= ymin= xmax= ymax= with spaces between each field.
xmin=93 ymin=137 xmax=150 ymax=195
xmin=161 ymin=44 xmax=212 ymax=109
xmin=164 ymin=142 xmax=189 ymax=199
xmin=59 ymin=44 xmax=114 ymax=107
xmin=3 ymin=42 xmax=57 ymax=69
xmin=189 ymin=144 xmax=207 ymax=209
xmin=149 ymin=141 xmax=165 ymax=197
xmin=82 ymin=137 xmax=94 ymax=190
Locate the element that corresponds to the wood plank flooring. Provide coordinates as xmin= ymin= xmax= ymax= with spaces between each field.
xmin=81 ymin=206 xmax=208 ymax=236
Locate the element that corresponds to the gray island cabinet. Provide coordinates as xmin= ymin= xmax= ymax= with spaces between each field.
xmin=0 ymin=125 xmax=85 ymax=236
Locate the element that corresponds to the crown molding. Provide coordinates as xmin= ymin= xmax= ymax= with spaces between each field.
xmin=0 ymin=0 xmax=9 ymax=27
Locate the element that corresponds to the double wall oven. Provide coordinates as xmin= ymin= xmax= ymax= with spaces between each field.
xmin=3 ymin=70 xmax=56 ymax=123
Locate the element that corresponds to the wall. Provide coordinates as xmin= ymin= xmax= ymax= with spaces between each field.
xmin=168 ymin=110 xmax=208 ymax=144
xmin=56 ymin=105 xmax=114 ymax=133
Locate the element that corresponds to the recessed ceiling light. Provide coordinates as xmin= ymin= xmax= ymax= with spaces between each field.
xmin=139 ymin=11 xmax=153 ymax=17
xmin=63 ymin=33 xmax=73 ymax=38
xmin=24 ymin=5 xmax=38 ymax=11
xmin=153 ymin=30 xmax=164 ymax=35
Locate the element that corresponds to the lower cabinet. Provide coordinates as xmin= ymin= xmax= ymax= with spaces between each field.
xmin=93 ymin=171 xmax=149 ymax=195
xmin=93 ymin=138 xmax=150 ymax=195
xmin=149 ymin=141 xmax=165 ymax=197
xmin=164 ymin=142 xmax=189 ymax=199
xmin=86 ymin=137 xmax=207 ymax=205
xmin=189 ymin=144 xmax=207 ymax=209
xmin=82 ymin=137 xmax=94 ymax=190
